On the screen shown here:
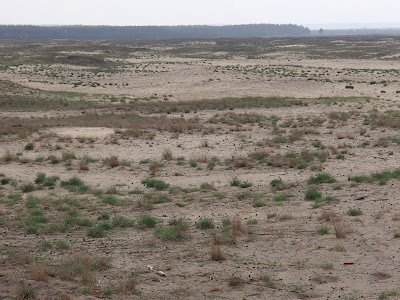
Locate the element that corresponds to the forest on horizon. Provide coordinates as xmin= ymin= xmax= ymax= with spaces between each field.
xmin=0 ymin=24 xmax=310 ymax=40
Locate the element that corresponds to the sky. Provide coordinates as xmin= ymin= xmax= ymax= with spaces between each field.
xmin=2 ymin=0 xmax=400 ymax=28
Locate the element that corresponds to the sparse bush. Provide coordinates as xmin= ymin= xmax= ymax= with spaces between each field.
xmin=25 ymin=143 xmax=35 ymax=151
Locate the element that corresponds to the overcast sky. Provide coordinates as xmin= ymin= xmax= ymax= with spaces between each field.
xmin=2 ymin=0 xmax=399 ymax=27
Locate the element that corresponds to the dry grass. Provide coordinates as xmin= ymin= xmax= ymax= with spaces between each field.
xmin=228 ymin=276 xmax=245 ymax=287
xmin=229 ymin=155 xmax=253 ymax=168
xmin=3 ymin=150 xmax=16 ymax=162
xmin=193 ymin=154 xmax=209 ymax=163
xmin=9 ymin=251 xmax=31 ymax=265
xmin=162 ymin=149 xmax=173 ymax=160
xmin=58 ymin=294 xmax=72 ymax=300
xmin=149 ymin=161 xmax=160 ymax=174
xmin=320 ymin=210 xmax=339 ymax=222
xmin=232 ymin=215 xmax=244 ymax=239
xmin=333 ymin=221 xmax=351 ymax=239
xmin=117 ymin=278 xmax=137 ymax=294
xmin=30 ymin=263 xmax=55 ymax=282
xmin=201 ymin=140 xmax=209 ymax=147
xmin=210 ymin=236 xmax=226 ymax=261
xmin=105 ymin=155 xmax=120 ymax=168
xmin=79 ymin=159 xmax=89 ymax=171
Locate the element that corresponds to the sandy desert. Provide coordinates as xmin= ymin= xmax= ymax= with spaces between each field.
xmin=1 ymin=36 xmax=400 ymax=299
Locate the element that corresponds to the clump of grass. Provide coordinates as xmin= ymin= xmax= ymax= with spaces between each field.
xmin=19 ymin=285 xmax=37 ymax=298
xmin=101 ymin=195 xmax=122 ymax=206
xmin=141 ymin=178 xmax=170 ymax=190
xmin=61 ymin=177 xmax=89 ymax=193
xmin=1 ymin=177 xmax=12 ymax=185
xmin=138 ymin=215 xmax=157 ymax=229
xmin=239 ymin=181 xmax=253 ymax=188
xmin=253 ymin=200 xmax=267 ymax=207
xmin=98 ymin=212 xmax=110 ymax=220
xmin=273 ymin=193 xmax=294 ymax=202
xmin=316 ymin=225 xmax=329 ymax=235
xmin=21 ymin=183 xmax=36 ymax=193
xmin=229 ymin=177 xmax=241 ymax=186
xmin=62 ymin=151 xmax=76 ymax=161
xmin=305 ymin=186 xmax=322 ymax=201
xmin=56 ymin=240 xmax=70 ymax=250
xmin=57 ymin=254 xmax=110 ymax=283
xmin=200 ymin=182 xmax=215 ymax=190
xmin=117 ymin=277 xmax=137 ymax=294
xmin=86 ymin=223 xmax=112 ymax=238
xmin=103 ymin=285 xmax=114 ymax=296
xmin=40 ymin=241 xmax=53 ymax=251
xmin=151 ymin=193 xmax=171 ymax=204
xmin=261 ymin=274 xmax=277 ymax=288
xmin=308 ymin=173 xmax=336 ymax=184
xmin=350 ymin=169 xmax=400 ymax=185
xmin=34 ymin=173 xmax=46 ymax=184
xmin=346 ymin=207 xmax=362 ymax=216
xmin=35 ymin=173 xmax=59 ymax=187
xmin=196 ymin=218 xmax=215 ymax=229
xmin=269 ymin=178 xmax=291 ymax=190
xmin=112 ymin=216 xmax=134 ymax=228
xmin=247 ymin=219 xmax=258 ymax=225
xmin=378 ymin=289 xmax=399 ymax=299
xmin=154 ymin=219 xmax=189 ymax=241
xmin=319 ymin=262 xmax=334 ymax=269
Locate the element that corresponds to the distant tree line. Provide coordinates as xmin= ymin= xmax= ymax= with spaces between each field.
xmin=312 ymin=28 xmax=400 ymax=36
xmin=0 ymin=24 xmax=310 ymax=40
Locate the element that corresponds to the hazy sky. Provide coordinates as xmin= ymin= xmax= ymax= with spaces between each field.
xmin=2 ymin=0 xmax=399 ymax=27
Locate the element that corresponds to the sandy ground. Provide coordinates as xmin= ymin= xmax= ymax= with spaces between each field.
xmin=0 ymin=37 xmax=400 ymax=300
